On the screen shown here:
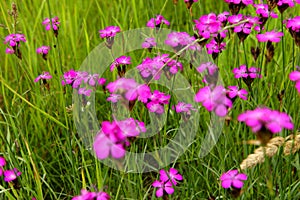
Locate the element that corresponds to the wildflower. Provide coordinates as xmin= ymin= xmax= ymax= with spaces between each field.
xmin=238 ymin=107 xmax=294 ymax=144
xmin=93 ymin=119 xmax=146 ymax=160
xmin=146 ymin=15 xmax=170 ymax=29
xmin=233 ymin=65 xmax=261 ymax=87
xmin=206 ymin=39 xmax=226 ymax=60
xmin=61 ymin=69 xmax=78 ymax=86
xmin=196 ymin=62 xmax=219 ymax=85
xmin=4 ymin=33 xmax=26 ymax=59
xmin=42 ymin=16 xmax=60 ymax=37
xmin=159 ymin=168 xmax=183 ymax=185
xmin=220 ymin=169 xmax=247 ymax=189
xmin=256 ymin=30 xmax=284 ymax=43
xmin=194 ymin=85 xmax=232 ymax=117
xmin=34 ymin=72 xmax=52 ymax=83
xmin=72 ymin=189 xmax=97 ymax=200
xmin=146 ymin=90 xmax=170 ymax=114
xmin=142 ymin=37 xmax=156 ymax=51
xmin=78 ymin=88 xmax=92 ymax=96
xmin=224 ymin=0 xmax=253 ymax=14
xmin=99 ymin=26 xmax=120 ymax=49
xmin=0 ymin=157 xmax=6 ymax=176
xmin=110 ymin=55 xmax=131 ymax=77
xmin=194 ymin=13 xmax=223 ymax=43
xmin=226 ymin=86 xmax=248 ymax=101
xmin=254 ymin=4 xmax=278 ymax=29
xmin=152 ymin=180 xmax=174 ymax=198
xmin=36 ymin=46 xmax=50 ymax=60
xmin=285 ymin=16 xmax=300 ymax=46
xmin=3 ymin=168 xmax=21 ymax=182
xmin=172 ymin=102 xmax=196 ymax=116
xmin=165 ymin=31 xmax=198 ymax=52
xmin=289 ymin=69 xmax=300 ymax=93
xmin=277 ymin=0 xmax=295 ymax=13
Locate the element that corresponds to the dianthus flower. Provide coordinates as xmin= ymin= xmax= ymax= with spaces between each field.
xmin=226 ymin=86 xmax=248 ymax=101
xmin=220 ymin=169 xmax=247 ymax=189
xmin=34 ymin=72 xmax=52 ymax=83
xmin=110 ymin=55 xmax=131 ymax=77
xmin=224 ymin=0 xmax=253 ymax=14
xmin=4 ymin=33 xmax=26 ymax=59
xmin=194 ymin=13 xmax=223 ymax=40
xmin=165 ymin=31 xmax=198 ymax=52
xmin=206 ymin=39 xmax=226 ymax=59
xmin=159 ymin=168 xmax=183 ymax=185
xmin=99 ymin=26 xmax=120 ymax=48
xmin=4 ymin=168 xmax=21 ymax=182
xmin=195 ymin=85 xmax=232 ymax=117
xmin=36 ymin=46 xmax=50 ymax=60
xmin=256 ymin=30 xmax=284 ymax=43
xmin=285 ymin=16 xmax=300 ymax=46
xmin=42 ymin=16 xmax=60 ymax=37
xmin=289 ymin=69 xmax=300 ymax=93
xmin=277 ymin=0 xmax=295 ymax=13
xmin=147 ymin=15 xmax=170 ymax=29
xmin=142 ymin=37 xmax=156 ymax=50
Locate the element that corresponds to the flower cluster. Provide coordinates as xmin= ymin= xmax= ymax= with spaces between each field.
xmin=93 ymin=118 xmax=146 ymax=159
xmin=238 ymin=107 xmax=294 ymax=134
xmin=0 ymin=157 xmax=22 ymax=183
xmin=254 ymin=3 xmax=278 ymax=28
xmin=197 ymin=62 xmax=219 ymax=85
xmin=136 ymin=54 xmax=183 ymax=81
xmin=42 ymin=16 xmax=60 ymax=37
xmin=232 ymin=64 xmax=261 ymax=87
xmin=72 ymin=189 xmax=110 ymax=200
xmin=195 ymin=85 xmax=232 ymax=117
xmin=4 ymin=33 xmax=26 ymax=59
xmin=227 ymin=14 xmax=260 ymax=41
xmin=152 ymin=168 xmax=183 ymax=198
xmin=147 ymin=15 xmax=170 ymax=29
xmin=106 ymin=78 xmax=170 ymax=114
xmin=61 ymin=69 xmax=106 ymax=96
xmin=289 ymin=69 xmax=300 ymax=93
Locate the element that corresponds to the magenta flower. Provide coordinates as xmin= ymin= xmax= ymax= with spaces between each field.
xmin=42 ymin=16 xmax=60 ymax=31
xmin=72 ymin=189 xmax=97 ymax=200
xmin=34 ymin=72 xmax=52 ymax=83
xmin=36 ymin=46 xmax=50 ymax=55
xmin=220 ymin=169 xmax=247 ymax=189
xmin=172 ymin=102 xmax=196 ymax=116
xmin=285 ymin=16 xmax=300 ymax=46
xmin=159 ymin=168 xmax=183 ymax=185
xmin=99 ymin=26 xmax=120 ymax=38
xmin=93 ymin=118 xmax=146 ymax=160
xmin=4 ymin=168 xmax=21 ymax=182
xmin=194 ymin=13 xmax=223 ymax=40
xmin=206 ymin=39 xmax=226 ymax=59
xmin=254 ymin=4 xmax=278 ymax=19
xmin=238 ymin=107 xmax=294 ymax=133
xmin=142 ymin=37 xmax=156 ymax=49
xmin=224 ymin=0 xmax=253 ymax=5
xmin=4 ymin=33 xmax=26 ymax=47
xmin=78 ymin=88 xmax=92 ymax=96
xmin=165 ymin=32 xmax=198 ymax=52
xmin=5 ymin=48 xmax=15 ymax=54
xmin=289 ymin=69 xmax=300 ymax=93
xmin=61 ymin=69 xmax=78 ymax=86
xmin=152 ymin=180 xmax=174 ymax=198
xmin=232 ymin=65 xmax=261 ymax=86
xmin=227 ymin=86 xmax=248 ymax=100
xmin=147 ymin=15 xmax=170 ymax=29
xmin=195 ymin=85 xmax=232 ymax=117
xmin=0 ymin=157 xmax=6 ymax=177
xmin=256 ymin=31 xmax=284 ymax=43
xmin=110 ymin=55 xmax=131 ymax=71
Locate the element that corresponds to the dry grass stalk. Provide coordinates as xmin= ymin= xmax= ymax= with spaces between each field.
xmin=240 ymin=132 xmax=300 ymax=170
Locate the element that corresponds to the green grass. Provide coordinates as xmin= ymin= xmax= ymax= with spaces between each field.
xmin=0 ymin=0 xmax=300 ymax=199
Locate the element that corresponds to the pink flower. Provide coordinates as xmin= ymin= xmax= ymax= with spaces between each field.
xmin=99 ymin=26 xmax=120 ymax=38
xmin=4 ymin=168 xmax=21 ymax=182
xmin=147 ymin=15 xmax=170 ymax=28
xmin=232 ymin=65 xmax=261 ymax=79
xmin=224 ymin=0 xmax=253 ymax=6
xmin=93 ymin=119 xmax=146 ymax=160
xmin=110 ymin=55 xmax=131 ymax=71
xmin=36 ymin=46 xmax=50 ymax=55
xmin=194 ymin=13 xmax=222 ymax=39
xmin=152 ymin=181 xmax=174 ymax=198
xmin=142 ymin=38 xmax=156 ymax=49
xmin=254 ymin=4 xmax=278 ymax=18
xmin=289 ymin=69 xmax=300 ymax=93
xmin=238 ymin=107 xmax=294 ymax=133
xmin=159 ymin=168 xmax=183 ymax=185
xmin=42 ymin=17 xmax=60 ymax=32
xmin=172 ymin=102 xmax=196 ymax=115
xmin=256 ymin=30 xmax=284 ymax=43
xmin=0 ymin=157 xmax=6 ymax=167
xmin=206 ymin=39 xmax=226 ymax=54
xmin=220 ymin=169 xmax=247 ymax=189
xmin=34 ymin=72 xmax=52 ymax=82
xmin=78 ymin=88 xmax=92 ymax=96
xmin=277 ymin=0 xmax=295 ymax=7
xmin=4 ymin=33 xmax=26 ymax=47
xmin=195 ymin=85 xmax=232 ymax=117
xmin=5 ymin=48 xmax=14 ymax=54
xmin=227 ymin=86 xmax=248 ymax=100
xmin=72 ymin=189 xmax=97 ymax=200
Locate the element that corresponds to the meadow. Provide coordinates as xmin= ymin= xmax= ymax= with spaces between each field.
xmin=0 ymin=0 xmax=300 ymax=199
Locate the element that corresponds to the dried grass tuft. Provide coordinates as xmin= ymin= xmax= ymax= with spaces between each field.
xmin=240 ymin=132 xmax=300 ymax=170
